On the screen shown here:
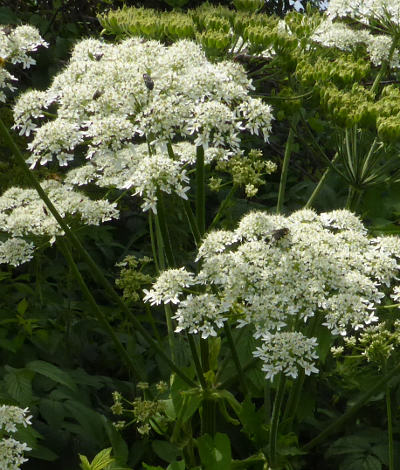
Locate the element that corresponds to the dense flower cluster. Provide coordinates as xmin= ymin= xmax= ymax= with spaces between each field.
xmin=0 ymin=25 xmax=48 ymax=102
xmin=145 ymin=209 xmax=400 ymax=380
xmin=13 ymin=37 xmax=273 ymax=212
xmin=0 ymin=180 xmax=119 ymax=265
xmin=311 ymin=0 xmax=400 ymax=68
xmin=0 ymin=405 xmax=32 ymax=469
xmin=326 ymin=0 xmax=400 ymax=28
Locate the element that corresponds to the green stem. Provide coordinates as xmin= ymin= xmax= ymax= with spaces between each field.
xmin=277 ymin=115 xmax=299 ymax=213
xmin=385 ymin=363 xmax=394 ymax=470
xmin=371 ymin=35 xmax=398 ymax=96
xmin=187 ymin=334 xmax=207 ymax=389
xmin=304 ymin=152 xmax=340 ymax=209
xmin=156 ymin=192 xmax=175 ymax=267
xmin=303 ymin=361 xmax=400 ymax=451
xmin=148 ymin=212 xmax=160 ymax=273
xmin=345 ymin=186 xmax=364 ymax=212
xmin=0 ymin=117 xmax=196 ymax=388
xmin=58 ymin=238 xmax=143 ymax=379
xmin=223 ymin=323 xmax=248 ymax=396
xmin=200 ymin=338 xmax=210 ymax=373
xmin=195 ymin=145 xmax=206 ymax=236
xmin=269 ymin=373 xmax=286 ymax=467
xmin=182 ymin=199 xmax=201 ymax=246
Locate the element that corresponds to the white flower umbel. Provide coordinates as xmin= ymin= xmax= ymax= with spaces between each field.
xmin=0 ymin=405 xmax=32 ymax=469
xmin=311 ymin=19 xmax=400 ymax=68
xmin=143 ymin=268 xmax=196 ymax=305
xmin=0 ymin=238 xmax=34 ymax=267
xmin=145 ymin=208 xmax=400 ymax=381
xmin=13 ymin=37 xmax=273 ymax=211
xmin=253 ymin=332 xmax=319 ymax=380
xmin=0 ymin=25 xmax=48 ymax=102
xmin=0 ymin=406 xmax=32 ymax=434
xmin=0 ymin=180 xmax=119 ymax=247
xmin=326 ymin=0 xmax=400 ymax=31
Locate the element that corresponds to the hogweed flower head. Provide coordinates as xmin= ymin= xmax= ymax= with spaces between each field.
xmin=0 ymin=25 xmax=47 ymax=102
xmin=13 ymin=37 xmax=273 ymax=212
xmin=0 ymin=180 xmax=119 ymax=265
xmin=145 ymin=208 xmax=400 ymax=381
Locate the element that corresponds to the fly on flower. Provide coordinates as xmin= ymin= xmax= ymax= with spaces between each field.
xmin=143 ymin=73 xmax=154 ymax=91
xmin=271 ymin=227 xmax=289 ymax=241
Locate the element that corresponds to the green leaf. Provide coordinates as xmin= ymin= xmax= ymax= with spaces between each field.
xmin=91 ymin=448 xmax=114 ymax=470
xmin=326 ymin=436 xmax=372 ymax=457
xmin=340 ymin=454 xmax=381 ymax=470
xmin=167 ymin=461 xmax=185 ymax=470
xmin=197 ymin=433 xmax=231 ymax=470
xmin=142 ymin=464 xmax=164 ymax=470
xmin=17 ymin=298 xmax=28 ymax=315
xmin=102 ymin=417 xmax=129 ymax=464
xmin=238 ymin=396 xmax=267 ymax=446
xmin=4 ymin=366 xmax=33 ymax=404
xmin=64 ymin=400 xmax=106 ymax=445
xmin=26 ymin=360 xmax=77 ymax=391
xmin=39 ymin=398 xmax=65 ymax=428
xmin=152 ymin=440 xmax=181 ymax=464
xmin=79 ymin=455 xmax=92 ymax=470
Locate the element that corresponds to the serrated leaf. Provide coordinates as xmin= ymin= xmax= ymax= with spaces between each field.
xmin=26 ymin=360 xmax=77 ymax=391
xmin=79 ymin=454 xmax=92 ymax=470
xmin=91 ymin=448 xmax=114 ymax=470
xmin=4 ymin=367 xmax=33 ymax=404
xmin=340 ymin=454 xmax=381 ymax=470
xmin=326 ymin=436 xmax=372 ymax=458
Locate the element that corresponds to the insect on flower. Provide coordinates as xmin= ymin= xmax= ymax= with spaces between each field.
xmin=143 ymin=73 xmax=154 ymax=91
xmin=271 ymin=227 xmax=290 ymax=241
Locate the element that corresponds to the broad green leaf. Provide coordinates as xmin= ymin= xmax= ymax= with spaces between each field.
xmin=197 ymin=433 xmax=231 ymax=470
xmin=39 ymin=398 xmax=65 ymax=428
xmin=64 ymin=400 xmax=106 ymax=445
xmin=4 ymin=366 xmax=33 ymax=404
xmin=152 ymin=440 xmax=182 ymax=464
xmin=26 ymin=360 xmax=77 ymax=391
xmin=142 ymin=464 xmax=164 ymax=470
